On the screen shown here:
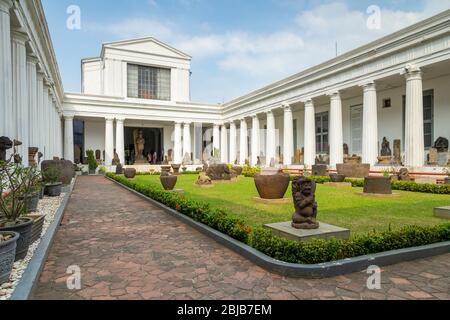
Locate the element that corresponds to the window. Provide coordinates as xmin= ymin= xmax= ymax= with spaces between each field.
xmin=315 ymin=112 xmax=329 ymax=154
xmin=402 ymin=90 xmax=434 ymax=149
xmin=127 ymin=64 xmax=171 ymax=101
xmin=382 ymin=98 xmax=392 ymax=109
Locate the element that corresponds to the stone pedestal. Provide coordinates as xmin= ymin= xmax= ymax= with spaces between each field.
xmin=434 ymin=207 xmax=450 ymax=220
xmin=312 ymin=164 xmax=328 ymax=176
xmin=264 ymin=221 xmax=350 ymax=242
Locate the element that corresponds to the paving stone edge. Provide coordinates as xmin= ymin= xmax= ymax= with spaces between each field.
xmin=108 ymin=176 xmax=450 ymax=278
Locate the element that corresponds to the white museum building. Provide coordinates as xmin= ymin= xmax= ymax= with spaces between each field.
xmin=1 ymin=1 xmax=450 ymax=176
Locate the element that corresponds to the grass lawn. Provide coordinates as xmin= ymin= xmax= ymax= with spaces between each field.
xmin=134 ymin=175 xmax=449 ymax=236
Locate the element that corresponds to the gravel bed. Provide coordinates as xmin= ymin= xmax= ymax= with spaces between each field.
xmin=0 ymin=192 xmax=67 ymax=300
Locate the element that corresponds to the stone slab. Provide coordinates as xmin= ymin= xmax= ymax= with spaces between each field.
xmin=355 ymin=192 xmax=401 ymax=198
xmin=434 ymin=207 xmax=450 ymax=220
xmin=324 ymin=182 xmax=353 ymax=188
xmin=264 ymin=221 xmax=350 ymax=242
xmin=253 ymin=197 xmax=292 ymax=204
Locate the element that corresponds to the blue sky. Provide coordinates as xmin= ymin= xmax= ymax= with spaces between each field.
xmin=42 ymin=0 xmax=450 ymax=104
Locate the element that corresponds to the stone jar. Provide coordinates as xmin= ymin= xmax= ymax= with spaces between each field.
xmin=160 ymin=175 xmax=178 ymax=191
xmin=124 ymin=168 xmax=137 ymax=179
xmin=329 ymin=174 xmax=346 ymax=183
xmin=364 ymin=176 xmax=392 ymax=195
xmin=0 ymin=232 xmax=19 ymax=285
xmin=254 ymin=170 xmax=290 ymax=199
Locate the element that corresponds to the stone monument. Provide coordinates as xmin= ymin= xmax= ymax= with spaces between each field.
xmin=378 ymin=137 xmax=392 ymax=164
xmin=433 ymin=137 xmax=449 ymax=153
xmin=134 ymin=129 xmax=146 ymax=164
xmin=0 ymin=137 xmax=13 ymax=162
xmin=393 ymin=140 xmax=401 ymax=165
xmin=428 ymin=148 xmax=438 ymax=165
xmin=291 ymin=177 xmax=319 ymax=229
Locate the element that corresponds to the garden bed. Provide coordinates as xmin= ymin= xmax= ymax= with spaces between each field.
xmin=107 ymin=173 xmax=450 ymax=270
xmin=0 ymin=182 xmax=73 ymax=301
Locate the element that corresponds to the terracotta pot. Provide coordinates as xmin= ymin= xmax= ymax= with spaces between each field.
xmin=0 ymin=232 xmax=19 ymax=285
xmin=160 ymin=175 xmax=178 ymax=191
xmin=27 ymin=214 xmax=46 ymax=244
xmin=124 ymin=168 xmax=136 ymax=179
xmin=329 ymin=174 xmax=346 ymax=183
xmin=254 ymin=172 xmax=290 ymax=199
xmin=0 ymin=218 xmax=34 ymax=261
xmin=364 ymin=176 xmax=392 ymax=195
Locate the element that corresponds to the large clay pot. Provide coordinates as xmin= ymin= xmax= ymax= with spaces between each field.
xmin=329 ymin=174 xmax=346 ymax=183
xmin=41 ymin=160 xmax=75 ymax=185
xmin=27 ymin=214 xmax=46 ymax=244
xmin=254 ymin=172 xmax=290 ymax=199
xmin=160 ymin=175 xmax=178 ymax=191
xmin=0 ymin=232 xmax=19 ymax=285
xmin=364 ymin=176 xmax=392 ymax=195
xmin=124 ymin=168 xmax=136 ymax=179
xmin=0 ymin=218 xmax=34 ymax=261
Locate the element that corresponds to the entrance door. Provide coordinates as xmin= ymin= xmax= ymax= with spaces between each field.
xmin=350 ymin=105 xmax=363 ymax=155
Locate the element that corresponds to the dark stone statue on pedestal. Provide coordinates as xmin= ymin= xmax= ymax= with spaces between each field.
xmin=292 ymin=176 xmax=319 ymax=230
xmin=0 ymin=137 xmax=13 ymax=162
xmin=381 ymin=137 xmax=392 ymax=156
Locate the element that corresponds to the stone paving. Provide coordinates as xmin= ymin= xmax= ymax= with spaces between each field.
xmin=32 ymin=176 xmax=450 ymax=300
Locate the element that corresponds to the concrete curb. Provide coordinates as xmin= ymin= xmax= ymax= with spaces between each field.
xmin=108 ymin=176 xmax=450 ymax=278
xmin=10 ymin=178 xmax=76 ymax=300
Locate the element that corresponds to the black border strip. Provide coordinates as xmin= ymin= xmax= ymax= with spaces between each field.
xmin=108 ymin=176 xmax=450 ymax=278
xmin=10 ymin=178 xmax=76 ymax=300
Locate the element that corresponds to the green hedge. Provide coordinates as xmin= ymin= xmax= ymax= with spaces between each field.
xmin=107 ymin=173 xmax=450 ymax=265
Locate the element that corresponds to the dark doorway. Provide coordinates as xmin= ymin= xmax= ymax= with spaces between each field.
xmin=124 ymin=127 xmax=164 ymax=165
xmin=73 ymin=120 xmax=85 ymax=164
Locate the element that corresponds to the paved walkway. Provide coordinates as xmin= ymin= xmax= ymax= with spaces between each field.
xmin=32 ymin=176 xmax=450 ymax=300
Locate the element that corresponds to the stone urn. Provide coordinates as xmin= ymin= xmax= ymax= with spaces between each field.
xmin=160 ymin=173 xmax=178 ymax=191
xmin=364 ymin=176 xmax=392 ymax=195
xmin=124 ymin=168 xmax=137 ymax=179
xmin=254 ymin=169 xmax=290 ymax=199
xmin=161 ymin=165 xmax=171 ymax=174
xmin=329 ymin=174 xmax=346 ymax=183
xmin=171 ymin=164 xmax=181 ymax=175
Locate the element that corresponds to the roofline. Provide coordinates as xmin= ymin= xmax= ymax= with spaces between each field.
xmin=222 ymin=9 xmax=450 ymax=108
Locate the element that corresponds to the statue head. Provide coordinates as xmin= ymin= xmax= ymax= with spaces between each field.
xmin=292 ymin=176 xmax=316 ymax=198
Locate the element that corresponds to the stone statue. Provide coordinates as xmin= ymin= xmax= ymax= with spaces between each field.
xmin=13 ymin=140 xmax=22 ymax=164
xmin=38 ymin=152 xmax=43 ymax=165
xmin=343 ymin=143 xmax=349 ymax=156
xmin=112 ymin=149 xmax=121 ymax=166
xmin=0 ymin=136 xmax=13 ymax=162
xmin=196 ymin=173 xmax=212 ymax=186
xmin=167 ymin=149 xmax=173 ymax=162
xmin=163 ymin=156 xmax=169 ymax=165
xmin=133 ymin=129 xmax=145 ymax=161
xmin=182 ymin=152 xmax=192 ymax=165
xmin=433 ymin=137 xmax=449 ymax=153
xmin=393 ymin=140 xmax=401 ymax=164
xmin=398 ymin=168 xmax=413 ymax=181
xmin=206 ymin=164 xmax=231 ymax=180
xmin=380 ymin=137 xmax=392 ymax=156
xmin=292 ymin=176 xmax=319 ymax=230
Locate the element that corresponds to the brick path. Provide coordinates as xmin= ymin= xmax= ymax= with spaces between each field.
xmin=32 ymin=176 xmax=450 ymax=300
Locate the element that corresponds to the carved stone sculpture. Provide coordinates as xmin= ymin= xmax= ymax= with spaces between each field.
xmin=398 ymin=168 xmax=413 ymax=181
xmin=428 ymin=148 xmax=438 ymax=165
xmin=292 ymin=176 xmax=319 ymax=230
xmin=160 ymin=171 xmax=178 ymax=190
xmin=196 ymin=173 xmax=212 ymax=186
xmin=393 ymin=140 xmax=401 ymax=164
xmin=133 ymin=129 xmax=146 ymax=161
xmin=343 ymin=143 xmax=349 ymax=156
xmin=28 ymin=147 xmax=39 ymax=167
xmin=380 ymin=137 xmax=392 ymax=156
xmin=206 ymin=164 xmax=231 ymax=180
xmin=13 ymin=140 xmax=22 ymax=164
xmin=433 ymin=137 xmax=449 ymax=153
xmin=112 ymin=150 xmax=121 ymax=166
xmin=167 ymin=149 xmax=173 ymax=162
xmin=0 ymin=136 xmax=13 ymax=161
xmin=182 ymin=152 xmax=192 ymax=165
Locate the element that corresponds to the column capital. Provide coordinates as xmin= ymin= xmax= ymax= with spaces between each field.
xmin=361 ymin=81 xmax=376 ymax=91
xmin=11 ymin=28 xmax=28 ymax=44
xmin=304 ymin=99 xmax=315 ymax=108
xmin=183 ymin=121 xmax=192 ymax=126
xmin=26 ymin=54 xmax=39 ymax=65
xmin=266 ymin=109 xmax=274 ymax=116
xmin=64 ymin=114 xmax=74 ymax=121
xmin=174 ymin=121 xmax=183 ymax=126
xmin=0 ymin=0 xmax=13 ymax=13
xmin=327 ymin=91 xmax=341 ymax=99
xmin=105 ymin=116 xmax=115 ymax=122
xmin=403 ymin=65 xmax=422 ymax=81
xmin=252 ymin=114 xmax=259 ymax=120
xmin=282 ymin=103 xmax=292 ymax=112
xmin=116 ymin=117 xmax=126 ymax=122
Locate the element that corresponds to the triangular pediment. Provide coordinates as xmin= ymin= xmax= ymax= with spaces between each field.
xmin=103 ymin=37 xmax=191 ymax=60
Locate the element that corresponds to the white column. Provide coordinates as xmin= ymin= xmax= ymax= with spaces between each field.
xmin=239 ymin=119 xmax=248 ymax=165
xmin=283 ymin=105 xmax=294 ymax=166
xmin=36 ymin=72 xmax=44 ymax=154
xmin=266 ymin=110 xmax=276 ymax=166
xmin=362 ymin=82 xmax=379 ymax=166
xmin=183 ymin=122 xmax=192 ymax=159
xmin=0 ymin=0 xmax=12 ymax=138
xmin=213 ymin=124 xmax=221 ymax=158
xmin=12 ymin=30 xmax=29 ymax=166
xmin=404 ymin=67 xmax=424 ymax=168
xmin=329 ymin=92 xmax=344 ymax=167
xmin=105 ymin=117 xmax=114 ymax=166
xmin=173 ymin=122 xmax=182 ymax=164
xmin=220 ymin=124 xmax=228 ymax=163
xmin=42 ymin=84 xmax=49 ymax=159
xmin=115 ymin=118 xmax=125 ymax=165
xmin=47 ymin=93 xmax=54 ymax=159
xmin=27 ymin=56 xmax=38 ymax=149
xmin=251 ymin=116 xmax=260 ymax=166
xmin=229 ymin=122 xmax=237 ymax=165
xmin=304 ymin=99 xmax=316 ymax=168
xmin=64 ymin=115 xmax=74 ymax=162
xmin=57 ymin=112 xmax=63 ymax=158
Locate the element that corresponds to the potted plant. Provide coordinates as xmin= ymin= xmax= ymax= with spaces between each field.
xmin=0 ymin=231 xmax=19 ymax=284
xmin=0 ymin=161 xmax=35 ymax=261
xmin=42 ymin=166 xmax=63 ymax=197
xmin=86 ymin=150 xmax=98 ymax=175
xmin=99 ymin=166 xmax=107 ymax=175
